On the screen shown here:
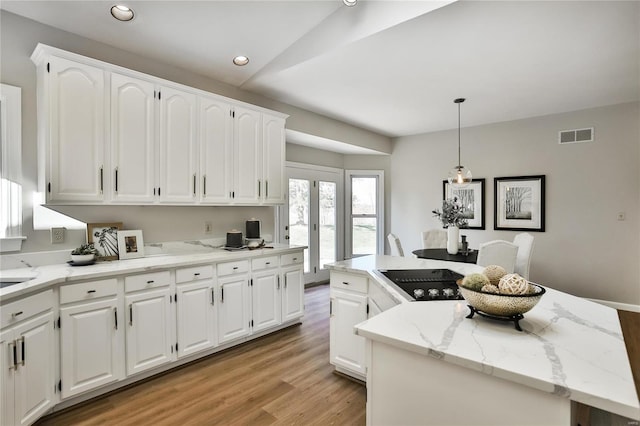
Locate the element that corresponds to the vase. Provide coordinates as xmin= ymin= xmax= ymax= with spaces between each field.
xmin=447 ymin=226 xmax=459 ymax=255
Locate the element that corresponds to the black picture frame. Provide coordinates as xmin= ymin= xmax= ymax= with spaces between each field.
xmin=442 ymin=178 xmax=486 ymax=230
xmin=494 ymin=175 xmax=545 ymax=232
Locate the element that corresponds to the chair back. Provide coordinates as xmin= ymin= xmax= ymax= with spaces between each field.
xmin=387 ymin=233 xmax=404 ymax=257
xmin=476 ymin=240 xmax=518 ymax=273
xmin=421 ymin=229 xmax=447 ymax=249
xmin=513 ymin=232 xmax=535 ymax=279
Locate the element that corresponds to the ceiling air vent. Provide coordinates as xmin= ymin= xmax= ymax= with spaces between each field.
xmin=558 ymin=127 xmax=594 ymax=144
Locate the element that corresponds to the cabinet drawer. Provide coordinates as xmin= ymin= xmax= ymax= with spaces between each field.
xmin=125 ymin=271 xmax=171 ymax=293
xmin=60 ymin=279 xmax=118 ymax=304
xmin=1 ymin=289 xmax=54 ymax=329
xmin=176 ymin=265 xmax=214 ymax=283
xmin=330 ymin=272 xmax=368 ymax=294
xmin=251 ymin=256 xmax=279 ymax=271
xmin=217 ymin=260 xmax=249 ymax=276
xmin=280 ymin=252 xmax=303 ymax=267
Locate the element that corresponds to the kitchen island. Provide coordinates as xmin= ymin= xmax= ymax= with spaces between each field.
xmin=327 ymin=255 xmax=639 ymax=425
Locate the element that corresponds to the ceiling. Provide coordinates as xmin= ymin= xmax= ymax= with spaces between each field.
xmin=2 ymin=0 xmax=639 ymax=145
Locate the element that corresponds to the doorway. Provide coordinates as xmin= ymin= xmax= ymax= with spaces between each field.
xmin=278 ymin=163 xmax=343 ymax=284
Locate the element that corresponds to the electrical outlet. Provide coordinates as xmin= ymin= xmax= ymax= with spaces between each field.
xmin=51 ymin=227 xmax=65 ymax=244
xmin=204 ymin=221 xmax=213 ymax=234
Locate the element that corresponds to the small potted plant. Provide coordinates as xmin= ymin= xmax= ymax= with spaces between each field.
xmin=70 ymin=243 xmax=98 ymax=263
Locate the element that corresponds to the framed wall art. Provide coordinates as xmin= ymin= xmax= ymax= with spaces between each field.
xmin=494 ymin=175 xmax=545 ymax=232
xmin=117 ymin=230 xmax=145 ymax=260
xmin=443 ymin=178 xmax=485 ymax=229
xmin=87 ymin=222 xmax=122 ymax=260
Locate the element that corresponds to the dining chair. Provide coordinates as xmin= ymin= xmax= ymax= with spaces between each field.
xmin=421 ymin=229 xmax=447 ymax=249
xmin=513 ymin=232 xmax=535 ymax=279
xmin=387 ymin=233 xmax=405 ymax=257
xmin=476 ymin=240 xmax=518 ymax=273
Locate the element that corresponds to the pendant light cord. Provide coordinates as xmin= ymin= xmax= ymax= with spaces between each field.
xmin=458 ymin=101 xmax=461 ymax=168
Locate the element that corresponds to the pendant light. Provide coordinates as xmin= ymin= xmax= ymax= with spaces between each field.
xmin=447 ymin=98 xmax=472 ymax=188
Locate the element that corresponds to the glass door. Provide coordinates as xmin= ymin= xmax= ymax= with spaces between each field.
xmin=279 ymin=164 xmax=343 ymax=284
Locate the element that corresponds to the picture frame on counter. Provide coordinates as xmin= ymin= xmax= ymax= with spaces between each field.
xmin=87 ymin=222 xmax=122 ymax=260
xmin=117 ymin=230 xmax=145 ymax=260
xmin=494 ymin=175 xmax=545 ymax=232
xmin=443 ymin=178 xmax=485 ymax=230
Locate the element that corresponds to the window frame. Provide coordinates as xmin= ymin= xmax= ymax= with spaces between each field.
xmin=345 ymin=170 xmax=384 ymax=258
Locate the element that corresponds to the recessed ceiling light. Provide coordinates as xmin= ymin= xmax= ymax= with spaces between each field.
xmin=110 ymin=5 xmax=135 ymax=22
xmin=343 ymin=0 xmax=357 ymax=6
xmin=233 ymin=56 xmax=250 ymax=66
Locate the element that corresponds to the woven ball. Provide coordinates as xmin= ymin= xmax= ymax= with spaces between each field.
xmin=481 ymin=284 xmax=500 ymax=294
xmin=483 ymin=265 xmax=507 ymax=286
xmin=498 ymin=273 xmax=529 ymax=295
xmin=462 ymin=273 xmax=490 ymax=291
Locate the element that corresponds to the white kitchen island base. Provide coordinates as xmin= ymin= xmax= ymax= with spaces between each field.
xmin=366 ymin=339 xmax=571 ymax=426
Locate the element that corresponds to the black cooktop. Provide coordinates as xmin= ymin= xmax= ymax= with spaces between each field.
xmin=378 ymin=269 xmax=464 ymax=301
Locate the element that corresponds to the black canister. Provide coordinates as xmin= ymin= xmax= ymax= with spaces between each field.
xmin=246 ymin=219 xmax=261 ymax=239
xmin=226 ymin=230 xmax=243 ymax=248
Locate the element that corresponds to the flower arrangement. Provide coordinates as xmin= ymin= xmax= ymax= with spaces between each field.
xmin=71 ymin=243 xmax=98 ymax=256
xmin=432 ymin=196 xmax=468 ymax=228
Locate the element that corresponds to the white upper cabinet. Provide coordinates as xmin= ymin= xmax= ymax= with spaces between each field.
xmin=199 ymin=96 xmax=233 ymax=204
xmin=262 ymin=114 xmax=286 ymax=204
xmin=232 ymin=106 xmax=262 ymax=204
xmin=110 ymin=72 xmax=156 ymax=203
xmin=158 ymin=86 xmax=198 ymax=203
xmin=32 ymin=44 xmax=287 ymax=206
xmin=47 ymin=57 xmax=106 ymax=202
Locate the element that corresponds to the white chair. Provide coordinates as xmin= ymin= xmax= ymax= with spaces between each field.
xmin=476 ymin=240 xmax=518 ymax=273
xmin=513 ymin=232 xmax=535 ymax=279
xmin=421 ymin=229 xmax=447 ymax=249
xmin=387 ymin=233 xmax=405 ymax=257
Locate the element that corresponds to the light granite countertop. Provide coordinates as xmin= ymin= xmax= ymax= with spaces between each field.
xmin=0 ymin=243 xmax=304 ymax=301
xmin=326 ymin=255 xmax=640 ymax=421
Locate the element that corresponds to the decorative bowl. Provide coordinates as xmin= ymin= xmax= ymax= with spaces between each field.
xmin=70 ymin=254 xmax=95 ymax=264
xmin=457 ymin=283 xmax=546 ymax=317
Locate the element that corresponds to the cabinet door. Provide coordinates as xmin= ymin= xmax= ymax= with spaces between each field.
xmin=14 ymin=312 xmax=55 ymax=426
xmin=60 ymin=298 xmax=122 ymax=398
xmin=262 ymin=114 xmax=286 ymax=204
xmin=176 ymin=281 xmax=216 ymax=358
xmin=158 ymin=86 xmax=197 ymax=203
xmin=111 ymin=72 xmax=156 ymax=203
xmin=125 ymin=288 xmax=174 ymax=376
xmin=251 ymin=270 xmax=281 ymax=333
xmin=282 ymin=265 xmax=304 ymax=322
xmin=200 ymin=96 xmax=232 ymax=203
xmin=217 ymin=275 xmax=251 ymax=344
xmin=0 ymin=329 xmax=15 ymax=426
xmin=329 ymin=289 xmax=367 ymax=375
xmin=232 ymin=106 xmax=262 ymax=204
xmin=48 ymin=57 xmax=105 ymax=202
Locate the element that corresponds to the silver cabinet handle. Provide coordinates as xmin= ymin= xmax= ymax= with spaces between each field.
xmin=19 ymin=337 xmax=25 ymax=366
xmin=8 ymin=341 xmax=17 ymax=370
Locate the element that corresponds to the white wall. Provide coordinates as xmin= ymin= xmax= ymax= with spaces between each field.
xmin=391 ymin=102 xmax=640 ymax=304
xmin=0 ymin=10 xmax=390 ymax=253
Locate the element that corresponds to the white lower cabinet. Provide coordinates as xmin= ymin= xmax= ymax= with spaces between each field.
xmin=251 ymin=269 xmax=281 ymax=333
xmin=59 ymin=279 xmax=123 ymax=398
xmin=125 ymin=286 xmax=175 ymax=376
xmin=217 ymin=269 xmax=251 ymax=344
xmin=175 ymin=265 xmax=217 ymax=358
xmin=1 ymin=290 xmax=55 ymax=426
xmin=281 ymin=265 xmax=304 ymax=322
xmin=329 ymin=272 xmax=369 ymax=379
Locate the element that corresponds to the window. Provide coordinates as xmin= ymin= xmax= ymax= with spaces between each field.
xmin=345 ymin=170 xmax=384 ymax=258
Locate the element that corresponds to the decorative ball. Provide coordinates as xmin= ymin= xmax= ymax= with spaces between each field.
xmin=528 ymin=283 xmax=538 ymax=295
xmin=483 ymin=265 xmax=507 ymax=286
xmin=498 ymin=273 xmax=529 ymax=295
xmin=481 ymin=284 xmax=500 ymax=294
xmin=461 ymin=273 xmax=490 ymax=291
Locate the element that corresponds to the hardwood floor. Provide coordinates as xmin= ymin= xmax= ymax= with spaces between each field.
xmin=36 ymin=285 xmax=640 ymax=426
xmin=36 ymin=284 xmax=366 ymax=426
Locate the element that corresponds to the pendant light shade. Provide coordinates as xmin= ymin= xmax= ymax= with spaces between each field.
xmin=447 ymin=98 xmax=472 ymax=188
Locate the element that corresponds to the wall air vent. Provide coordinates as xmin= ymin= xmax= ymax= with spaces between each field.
xmin=558 ymin=127 xmax=594 ymax=144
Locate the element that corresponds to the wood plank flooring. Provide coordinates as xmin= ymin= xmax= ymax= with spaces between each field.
xmin=36 ymin=284 xmax=366 ymax=426
xmin=36 ymin=285 xmax=640 ymax=426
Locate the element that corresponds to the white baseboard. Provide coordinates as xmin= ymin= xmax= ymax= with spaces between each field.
xmin=588 ymin=298 xmax=640 ymax=313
